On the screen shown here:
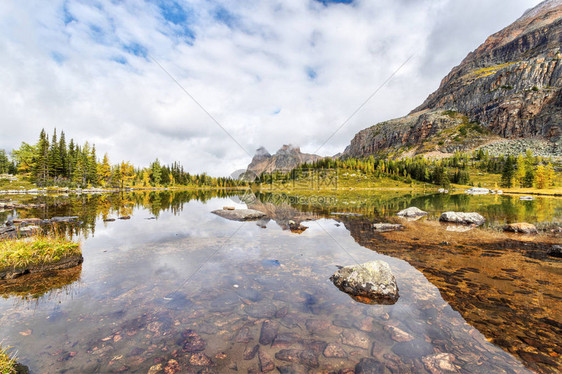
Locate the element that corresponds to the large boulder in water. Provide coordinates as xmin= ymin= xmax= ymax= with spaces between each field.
xmin=396 ymin=207 xmax=428 ymax=218
xmin=211 ymin=209 xmax=267 ymax=221
xmin=439 ymin=211 xmax=485 ymax=226
xmin=330 ymin=260 xmax=399 ymax=304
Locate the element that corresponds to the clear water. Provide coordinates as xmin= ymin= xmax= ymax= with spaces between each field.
xmin=0 ymin=191 xmax=560 ymax=373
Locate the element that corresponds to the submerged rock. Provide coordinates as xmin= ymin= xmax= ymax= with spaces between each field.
xmin=503 ymin=222 xmax=538 ymax=234
xmin=330 ymin=260 xmax=399 ymax=304
xmin=548 ymin=245 xmax=562 ymax=258
xmin=439 ymin=211 xmax=485 ymax=226
xmin=422 ymin=353 xmax=458 ymax=374
xmin=396 ymin=207 xmax=428 ymax=218
xmin=211 ymin=209 xmax=267 ymax=221
xmin=355 ymin=358 xmax=385 ymax=374
xmin=372 ymin=223 xmax=403 ymax=232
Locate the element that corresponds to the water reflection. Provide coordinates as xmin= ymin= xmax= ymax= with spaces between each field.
xmin=0 ymin=190 xmax=559 ymax=373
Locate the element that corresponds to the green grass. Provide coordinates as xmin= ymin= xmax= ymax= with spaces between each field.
xmin=0 ymin=235 xmax=81 ymax=273
xmin=0 ymin=176 xmax=35 ymax=191
xmin=0 ymin=345 xmax=16 ymax=374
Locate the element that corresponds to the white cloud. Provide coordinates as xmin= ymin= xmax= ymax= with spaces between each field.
xmin=0 ymin=0 xmax=543 ymax=175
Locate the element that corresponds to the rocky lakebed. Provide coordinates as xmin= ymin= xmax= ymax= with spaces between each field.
xmin=0 ymin=190 xmax=560 ymax=373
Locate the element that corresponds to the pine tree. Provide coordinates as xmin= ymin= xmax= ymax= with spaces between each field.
xmin=49 ymin=129 xmax=62 ymax=178
xmin=87 ymin=145 xmax=98 ymax=184
xmin=151 ymin=159 xmax=162 ymax=186
xmin=501 ymin=155 xmax=516 ymax=188
xmin=59 ymin=131 xmax=68 ymax=178
xmin=33 ymin=129 xmax=50 ymax=186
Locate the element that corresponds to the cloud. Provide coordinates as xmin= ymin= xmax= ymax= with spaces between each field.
xmin=0 ymin=0 xmax=543 ymax=175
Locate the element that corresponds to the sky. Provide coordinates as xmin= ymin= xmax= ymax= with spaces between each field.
xmin=0 ymin=0 xmax=543 ymax=176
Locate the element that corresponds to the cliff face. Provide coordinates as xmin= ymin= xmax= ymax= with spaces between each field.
xmin=344 ymin=0 xmax=562 ymax=158
xmin=247 ymin=145 xmax=322 ymax=175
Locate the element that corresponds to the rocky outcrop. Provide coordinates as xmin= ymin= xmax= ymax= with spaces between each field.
xmin=211 ymin=209 xmax=267 ymax=221
xmin=397 ymin=207 xmax=428 ymax=218
xmin=330 ymin=260 xmax=399 ymax=304
xmin=343 ymin=1 xmax=562 ymax=158
xmin=247 ymin=145 xmax=322 ymax=175
xmin=439 ymin=212 xmax=486 ymax=226
xmin=372 ymin=223 xmax=403 ymax=232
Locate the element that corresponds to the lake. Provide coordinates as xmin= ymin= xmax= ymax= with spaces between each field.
xmin=0 ymin=190 xmax=560 ymax=373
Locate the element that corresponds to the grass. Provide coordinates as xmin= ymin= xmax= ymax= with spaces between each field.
xmin=0 ymin=345 xmax=16 ymax=374
xmin=0 ymin=235 xmax=81 ymax=273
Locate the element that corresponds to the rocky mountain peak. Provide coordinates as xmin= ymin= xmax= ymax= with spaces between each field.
xmin=246 ymin=145 xmax=322 ymax=175
xmin=344 ymin=0 xmax=562 ymax=159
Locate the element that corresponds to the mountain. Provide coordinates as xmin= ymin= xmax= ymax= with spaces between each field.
xmin=344 ymin=0 xmax=562 ymax=159
xmin=246 ymin=145 xmax=322 ymax=175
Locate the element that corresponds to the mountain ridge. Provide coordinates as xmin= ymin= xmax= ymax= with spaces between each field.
xmin=343 ymin=0 xmax=562 ymax=159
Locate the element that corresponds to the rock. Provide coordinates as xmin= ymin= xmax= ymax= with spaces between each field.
xmin=243 ymin=344 xmax=259 ymax=360
xmin=276 ymin=365 xmax=307 ymax=374
xmin=355 ymin=358 xmax=385 ymax=374
xmin=189 ymin=353 xmax=213 ymax=366
xmin=396 ymin=207 xmax=428 ymax=218
xmin=422 ymin=353 xmax=458 ymax=373
xmin=244 ymin=303 xmax=276 ymax=318
xmin=258 ymin=349 xmax=275 ymax=372
xmin=147 ymin=363 xmax=163 ymax=374
xmin=323 ymin=343 xmax=347 ymax=358
xmin=275 ymin=349 xmax=301 ymax=363
xmin=520 ymin=196 xmax=535 ymax=201
xmin=50 ymin=216 xmax=79 ymax=223
xmin=548 ymin=245 xmax=562 ymax=258
xmin=259 ymin=320 xmax=279 ymax=346
xmin=235 ymin=327 xmax=253 ymax=343
xmin=465 ymin=187 xmax=490 ymax=195
xmin=164 ymin=359 xmax=180 ymax=374
xmin=391 ymin=338 xmax=433 ymax=358
xmin=385 ymin=326 xmax=414 ymax=342
xmin=340 ymin=330 xmax=370 ymax=349
xmin=330 ymin=260 xmax=399 ymax=304
xmin=439 ymin=211 xmax=485 ymax=226
xmin=211 ymin=209 xmax=267 ymax=221
xmin=274 ymin=349 xmax=318 ymax=368
xmin=181 ymin=330 xmax=206 ymax=352
xmin=503 ymin=222 xmax=538 ymax=234
xmin=372 ymin=223 xmax=403 ymax=232
xmin=272 ymin=333 xmax=300 ymax=349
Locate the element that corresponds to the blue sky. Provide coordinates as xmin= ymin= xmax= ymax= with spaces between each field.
xmin=0 ymin=0 xmax=543 ymax=175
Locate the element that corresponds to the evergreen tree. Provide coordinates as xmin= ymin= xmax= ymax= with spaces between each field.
xmin=49 ymin=129 xmax=63 ymax=178
xmin=0 ymin=150 xmax=9 ymax=174
xmin=59 ymin=131 xmax=68 ymax=178
xmin=33 ymin=129 xmax=50 ymax=186
xmin=501 ymin=155 xmax=516 ymax=188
